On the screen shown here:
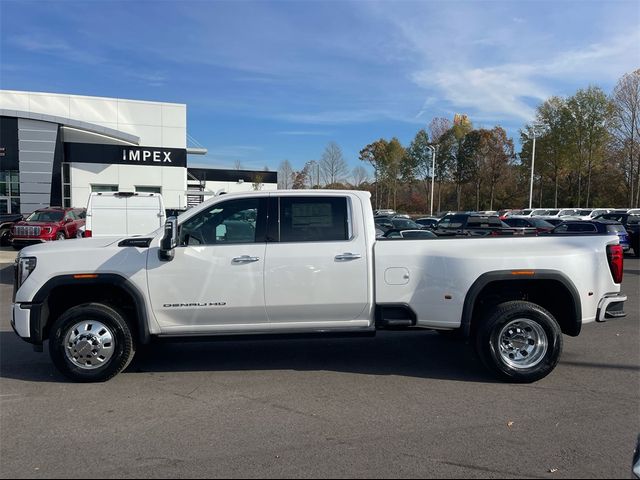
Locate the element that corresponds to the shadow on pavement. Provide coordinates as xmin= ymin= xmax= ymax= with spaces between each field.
xmin=0 ymin=329 xmax=497 ymax=384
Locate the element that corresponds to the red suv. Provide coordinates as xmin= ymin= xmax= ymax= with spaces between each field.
xmin=11 ymin=207 xmax=86 ymax=249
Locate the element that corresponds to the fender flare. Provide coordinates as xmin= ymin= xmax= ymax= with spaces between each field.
xmin=461 ymin=269 xmax=582 ymax=337
xmin=30 ymin=274 xmax=151 ymax=345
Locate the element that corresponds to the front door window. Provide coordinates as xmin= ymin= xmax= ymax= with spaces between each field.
xmin=0 ymin=197 xmax=9 ymax=214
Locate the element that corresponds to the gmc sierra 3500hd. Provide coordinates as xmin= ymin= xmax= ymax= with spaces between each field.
xmin=11 ymin=191 xmax=627 ymax=383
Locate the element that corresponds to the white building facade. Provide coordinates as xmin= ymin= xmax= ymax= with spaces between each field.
xmin=0 ymin=90 xmax=277 ymax=215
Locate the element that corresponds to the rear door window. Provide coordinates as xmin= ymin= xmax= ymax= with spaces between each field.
xmin=278 ymin=197 xmax=349 ymax=242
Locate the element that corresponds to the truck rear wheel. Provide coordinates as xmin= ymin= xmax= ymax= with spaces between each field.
xmin=475 ymin=301 xmax=562 ymax=383
xmin=49 ymin=303 xmax=135 ymax=382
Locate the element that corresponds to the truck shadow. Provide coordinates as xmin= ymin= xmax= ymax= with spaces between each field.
xmin=0 ymin=264 xmax=13 ymax=286
xmin=0 ymin=330 xmax=496 ymax=384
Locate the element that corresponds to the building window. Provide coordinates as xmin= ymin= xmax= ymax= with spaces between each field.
xmin=62 ymin=163 xmax=71 ymax=208
xmin=135 ymin=186 xmax=162 ymax=194
xmin=0 ymin=170 xmax=20 ymax=214
xmin=91 ymin=184 xmax=119 ymax=192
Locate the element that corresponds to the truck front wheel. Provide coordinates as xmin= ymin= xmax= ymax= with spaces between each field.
xmin=475 ymin=301 xmax=562 ymax=383
xmin=49 ymin=303 xmax=135 ymax=382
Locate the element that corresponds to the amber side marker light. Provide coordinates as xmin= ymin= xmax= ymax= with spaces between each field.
xmin=73 ymin=274 xmax=99 ymax=279
xmin=511 ymin=271 xmax=535 ymax=276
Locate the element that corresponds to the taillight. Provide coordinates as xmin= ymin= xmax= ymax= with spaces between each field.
xmin=84 ymin=230 xmax=92 ymax=238
xmin=606 ymin=244 xmax=624 ymax=284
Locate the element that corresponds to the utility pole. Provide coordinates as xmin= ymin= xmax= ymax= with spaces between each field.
xmin=427 ymin=145 xmax=438 ymax=216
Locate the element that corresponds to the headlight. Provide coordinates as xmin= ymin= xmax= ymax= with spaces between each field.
xmin=42 ymin=227 xmax=53 ymax=234
xmin=15 ymin=256 xmax=37 ymax=288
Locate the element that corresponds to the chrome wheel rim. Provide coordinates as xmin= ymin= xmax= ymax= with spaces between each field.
xmin=64 ymin=321 xmax=115 ymax=370
xmin=498 ymin=319 xmax=548 ymax=370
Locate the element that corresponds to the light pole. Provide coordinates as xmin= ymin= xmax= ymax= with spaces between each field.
xmin=427 ymin=145 xmax=437 ymax=216
xmin=524 ymin=126 xmax=542 ymax=209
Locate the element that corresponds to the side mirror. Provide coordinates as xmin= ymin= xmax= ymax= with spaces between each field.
xmin=159 ymin=217 xmax=178 ymax=261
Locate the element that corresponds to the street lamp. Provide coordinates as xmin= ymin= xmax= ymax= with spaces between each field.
xmin=523 ymin=125 xmax=544 ymax=209
xmin=427 ymin=145 xmax=437 ymax=216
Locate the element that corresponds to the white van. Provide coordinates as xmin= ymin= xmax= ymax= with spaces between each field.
xmin=84 ymin=192 xmax=166 ymax=238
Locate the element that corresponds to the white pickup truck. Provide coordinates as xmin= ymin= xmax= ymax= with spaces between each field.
xmin=11 ymin=190 xmax=627 ymax=383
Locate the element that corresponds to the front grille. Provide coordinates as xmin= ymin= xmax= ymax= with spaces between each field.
xmin=15 ymin=226 xmax=41 ymax=237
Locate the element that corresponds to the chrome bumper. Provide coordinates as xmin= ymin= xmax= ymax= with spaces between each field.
xmin=596 ymin=293 xmax=627 ymax=322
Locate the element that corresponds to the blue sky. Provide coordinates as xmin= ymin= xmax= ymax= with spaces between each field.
xmin=1 ymin=0 xmax=639 ymax=177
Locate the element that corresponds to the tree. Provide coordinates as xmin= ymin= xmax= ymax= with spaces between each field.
xmin=483 ymin=127 xmax=514 ymax=210
xmin=359 ymin=139 xmax=389 ymax=209
xmin=234 ymin=160 xmax=243 ymax=171
xmin=566 ymin=86 xmax=612 ymax=207
xmin=429 ymin=117 xmax=452 ymax=143
xmin=277 ymin=160 xmax=294 ymax=189
xmin=351 ymin=166 xmax=369 ymax=187
xmin=320 ymin=142 xmax=349 ymax=186
xmin=406 ymin=129 xmax=433 ymax=211
xmin=611 ymin=69 xmax=640 ymax=207
xmin=251 ymin=173 xmax=264 ymax=191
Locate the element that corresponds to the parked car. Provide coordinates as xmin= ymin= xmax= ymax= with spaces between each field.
xmin=503 ymin=217 xmax=555 ymax=234
xmin=549 ymin=220 xmax=630 ymax=251
xmin=434 ymin=213 xmax=525 ymax=237
xmin=415 ymin=217 xmax=440 ymax=228
xmin=85 ymin=192 xmax=166 ymax=238
xmin=11 ymin=207 xmax=85 ymax=249
xmin=594 ymin=213 xmax=640 ymax=257
xmin=374 ymin=209 xmax=396 ymax=216
xmin=627 ymin=208 xmax=640 ymax=216
xmin=375 ymin=217 xmax=424 ymax=232
xmin=0 ymin=212 xmax=23 ymax=246
xmin=539 ymin=216 xmax=580 ymax=227
xmin=383 ymin=229 xmax=438 ymax=239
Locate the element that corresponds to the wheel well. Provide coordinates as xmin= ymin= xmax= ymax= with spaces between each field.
xmin=42 ymin=284 xmax=139 ymax=341
xmin=468 ymin=279 xmax=580 ymax=337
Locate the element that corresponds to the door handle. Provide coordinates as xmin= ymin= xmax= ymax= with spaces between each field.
xmin=232 ymin=255 xmax=260 ymax=264
xmin=335 ymin=253 xmax=362 ymax=262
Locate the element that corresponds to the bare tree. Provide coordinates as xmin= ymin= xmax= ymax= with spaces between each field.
xmin=429 ymin=117 xmax=452 ymax=143
xmin=320 ymin=142 xmax=349 ymax=186
xmin=351 ymin=166 xmax=369 ymax=187
xmin=612 ymin=69 xmax=640 ymax=207
xmin=277 ymin=160 xmax=294 ymax=189
xmin=234 ymin=160 xmax=243 ymax=171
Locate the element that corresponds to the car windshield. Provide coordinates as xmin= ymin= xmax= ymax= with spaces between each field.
xmin=26 ymin=211 xmax=64 ymax=222
xmin=628 ymin=216 xmax=640 ymax=225
xmin=546 ymin=210 xmax=560 ymax=215
xmin=531 ymin=209 xmax=548 ymax=216
xmin=578 ymin=210 xmax=593 ymax=215
xmin=559 ymin=209 xmax=576 ymax=216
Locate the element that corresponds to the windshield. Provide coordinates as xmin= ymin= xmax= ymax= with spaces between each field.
xmin=531 ymin=209 xmax=548 ymax=216
xmin=26 ymin=211 xmax=64 ymax=222
xmin=392 ymin=219 xmax=421 ymax=229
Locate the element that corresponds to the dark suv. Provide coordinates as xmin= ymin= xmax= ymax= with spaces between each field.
xmin=11 ymin=207 xmax=86 ymax=249
xmin=549 ymin=220 xmax=630 ymax=251
xmin=594 ymin=213 xmax=640 ymax=257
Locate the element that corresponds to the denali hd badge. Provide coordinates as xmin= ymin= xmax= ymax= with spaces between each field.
xmin=163 ymin=302 xmax=227 ymax=308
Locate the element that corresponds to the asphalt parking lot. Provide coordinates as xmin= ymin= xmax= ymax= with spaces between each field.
xmin=0 ymin=247 xmax=638 ymax=479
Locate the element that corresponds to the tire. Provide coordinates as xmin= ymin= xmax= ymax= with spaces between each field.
xmin=56 ymin=231 xmax=66 ymax=241
xmin=0 ymin=228 xmax=10 ymax=247
xmin=475 ymin=301 xmax=563 ymax=383
xmin=49 ymin=303 xmax=136 ymax=382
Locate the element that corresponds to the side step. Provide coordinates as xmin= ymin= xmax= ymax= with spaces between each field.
xmin=376 ymin=305 xmax=417 ymax=329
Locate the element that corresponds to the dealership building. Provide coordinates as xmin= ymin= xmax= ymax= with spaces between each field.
xmin=0 ymin=90 xmax=277 ymax=215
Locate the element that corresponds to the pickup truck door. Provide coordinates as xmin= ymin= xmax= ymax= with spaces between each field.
xmin=147 ymin=197 xmax=269 ymax=332
xmin=264 ymin=195 xmax=371 ymax=328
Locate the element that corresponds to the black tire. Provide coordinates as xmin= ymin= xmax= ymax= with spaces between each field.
xmin=49 ymin=303 xmax=135 ymax=382
xmin=0 ymin=228 xmax=10 ymax=247
xmin=475 ymin=301 xmax=563 ymax=383
xmin=56 ymin=231 xmax=66 ymax=241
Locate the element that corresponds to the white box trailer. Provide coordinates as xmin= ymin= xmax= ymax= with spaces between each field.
xmin=84 ymin=192 xmax=166 ymax=238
